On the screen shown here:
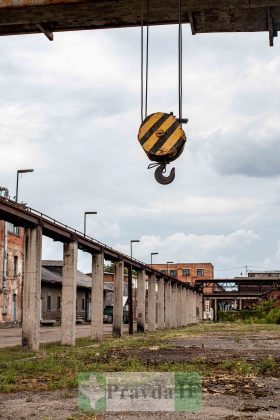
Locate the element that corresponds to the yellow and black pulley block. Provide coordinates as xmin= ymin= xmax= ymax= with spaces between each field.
xmin=138 ymin=112 xmax=187 ymax=184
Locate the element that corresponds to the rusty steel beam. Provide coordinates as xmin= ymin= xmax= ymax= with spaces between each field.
xmin=0 ymin=0 xmax=280 ymax=38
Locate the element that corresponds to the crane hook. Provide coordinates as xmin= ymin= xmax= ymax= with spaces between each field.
xmin=154 ymin=164 xmax=175 ymax=185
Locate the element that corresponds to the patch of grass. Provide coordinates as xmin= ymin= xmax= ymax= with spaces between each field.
xmin=1 ymin=323 xmax=280 ymax=393
xmin=257 ymin=356 xmax=278 ymax=374
xmin=219 ymin=359 xmax=254 ymax=375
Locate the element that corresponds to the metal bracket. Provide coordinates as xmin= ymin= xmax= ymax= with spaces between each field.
xmin=188 ymin=11 xmax=196 ymax=35
xmin=36 ymin=23 xmax=53 ymax=41
xmin=178 ymin=118 xmax=188 ymax=124
xmin=267 ymin=7 xmax=277 ymax=47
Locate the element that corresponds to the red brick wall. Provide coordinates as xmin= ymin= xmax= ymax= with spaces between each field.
xmin=0 ymin=221 xmax=24 ymax=323
xmin=151 ymin=262 xmax=214 ymax=285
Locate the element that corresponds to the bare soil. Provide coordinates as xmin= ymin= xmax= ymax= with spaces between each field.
xmin=0 ymin=327 xmax=279 ymax=420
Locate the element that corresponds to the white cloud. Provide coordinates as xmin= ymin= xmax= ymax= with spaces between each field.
xmin=0 ymin=104 xmax=46 ymax=173
xmin=114 ymin=229 xmax=260 ymax=266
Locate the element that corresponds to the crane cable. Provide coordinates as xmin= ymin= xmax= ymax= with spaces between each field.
xmin=178 ymin=0 xmax=183 ymax=122
xmin=141 ymin=0 xmax=150 ymax=122
xmin=140 ymin=0 xmax=183 ymax=123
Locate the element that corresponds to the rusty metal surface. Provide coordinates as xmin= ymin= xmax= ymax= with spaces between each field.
xmin=0 ymin=0 xmax=279 ymax=37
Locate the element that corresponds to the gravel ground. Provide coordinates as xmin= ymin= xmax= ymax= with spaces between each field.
xmin=0 ymin=327 xmax=279 ymax=419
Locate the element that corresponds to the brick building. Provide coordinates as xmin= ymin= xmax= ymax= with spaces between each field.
xmin=151 ymin=262 xmax=214 ymax=285
xmin=0 ymin=221 xmax=24 ymax=324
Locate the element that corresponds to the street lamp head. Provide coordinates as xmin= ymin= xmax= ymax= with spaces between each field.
xmin=131 ymin=240 xmax=140 ymax=243
xmin=17 ymin=169 xmax=34 ymax=174
xmin=151 ymin=252 xmax=159 ymax=256
xmin=167 ymin=261 xmax=174 ymax=264
xmin=85 ymin=211 xmax=97 ymax=215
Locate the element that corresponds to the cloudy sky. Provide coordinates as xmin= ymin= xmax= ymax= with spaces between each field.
xmin=0 ymin=24 xmax=280 ymax=277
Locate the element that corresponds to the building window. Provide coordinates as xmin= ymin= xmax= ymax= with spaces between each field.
xmin=57 ymin=296 xmax=61 ymax=310
xmin=170 ymin=270 xmax=177 ymax=277
xmin=160 ymin=270 xmax=167 ymax=274
xmin=182 ymin=268 xmax=190 ymax=277
xmin=82 ymin=298 xmax=85 ymax=311
xmin=13 ymin=256 xmax=18 ymax=277
xmin=7 ymin=223 xmax=20 ymax=236
xmin=197 ymin=269 xmax=204 ymax=277
xmin=47 ymin=295 xmax=51 ymax=311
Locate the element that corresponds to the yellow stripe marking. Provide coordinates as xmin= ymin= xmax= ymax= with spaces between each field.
xmin=139 ymin=113 xmax=165 ymax=139
xmin=155 ymin=128 xmax=184 ymax=156
xmin=142 ymin=117 xmax=176 ymax=153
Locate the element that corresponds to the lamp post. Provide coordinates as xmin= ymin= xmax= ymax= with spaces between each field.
xmin=84 ymin=211 xmax=97 ymax=236
xmin=130 ymin=240 xmax=140 ymax=258
xmin=166 ymin=261 xmax=174 ymax=275
xmin=16 ymin=169 xmax=34 ymax=203
xmin=150 ymin=252 xmax=159 ymax=266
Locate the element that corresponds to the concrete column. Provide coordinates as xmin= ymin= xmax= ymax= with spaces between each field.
xmin=198 ymin=293 xmax=203 ymax=321
xmin=196 ymin=292 xmax=200 ymax=323
xmin=193 ymin=291 xmax=197 ymax=323
xmin=182 ymin=287 xmax=188 ymax=327
xmin=165 ymin=281 xmax=172 ymax=329
xmin=157 ymin=277 xmax=165 ymax=329
xmin=91 ymin=252 xmax=104 ymax=341
xmin=186 ymin=289 xmax=191 ymax=325
xmin=61 ymin=241 xmax=78 ymax=346
xmin=172 ymin=283 xmax=178 ymax=329
xmin=177 ymin=285 xmax=182 ymax=328
xmin=137 ymin=270 xmax=146 ymax=333
xmin=189 ymin=290 xmax=194 ymax=324
xmin=22 ymin=226 xmax=42 ymax=351
xmin=214 ymin=298 xmax=218 ymax=323
xmin=148 ymin=274 xmax=156 ymax=332
xmin=113 ymin=260 xmax=124 ymax=338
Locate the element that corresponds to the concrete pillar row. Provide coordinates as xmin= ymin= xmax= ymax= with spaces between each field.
xmin=91 ymin=252 xmax=104 ymax=341
xmin=113 ymin=260 xmax=124 ymax=337
xmin=172 ymin=283 xmax=178 ymax=329
xmin=148 ymin=274 xmax=156 ymax=332
xmin=61 ymin=240 xmax=78 ymax=346
xmin=157 ymin=277 xmax=165 ymax=330
xmin=137 ymin=269 xmax=146 ymax=333
xmin=22 ymin=226 xmax=42 ymax=351
xmin=164 ymin=281 xmax=172 ymax=329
